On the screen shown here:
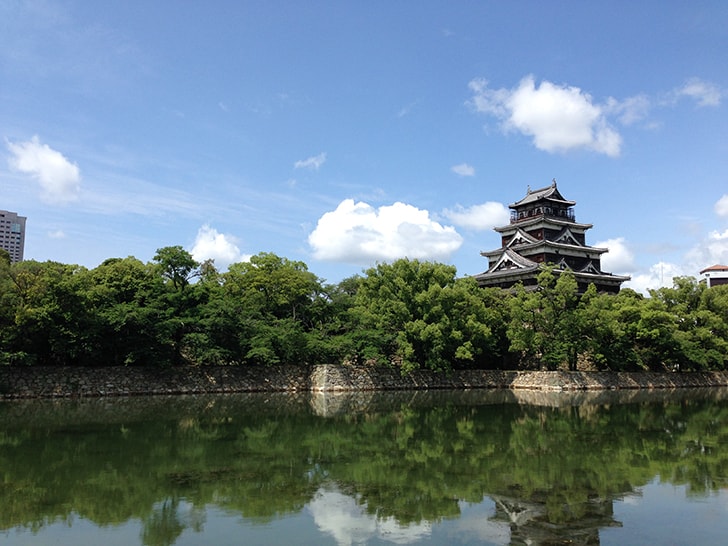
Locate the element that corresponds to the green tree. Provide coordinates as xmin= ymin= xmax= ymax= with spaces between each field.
xmin=2 ymin=260 xmax=93 ymax=365
xmin=348 ymin=259 xmax=496 ymax=373
xmin=0 ymin=250 xmax=22 ymax=365
xmin=150 ymin=247 xmax=207 ymax=365
xmin=224 ymin=252 xmax=323 ymax=322
xmin=304 ymin=276 xmax=362 ymax=366
xmin=153 ymin=246 xmax=200 ymax=291
xmin=649 ymin=277 xmax=728 ymax=371
xmin=578 ymin=288 xmax=645 ymax=371
xmin=207 ymin=252 xmax=327 ymax=366
xmin=507 ymin=268 xmax=590 ymax=370
xmin=86 ymin=257 xmax=168 ymax=366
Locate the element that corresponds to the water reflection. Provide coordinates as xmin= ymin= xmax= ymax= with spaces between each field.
xmin=308 ymin=486 xmax=434 ymax=544
xmin=2 ymin=388 xmax=728 ymax=545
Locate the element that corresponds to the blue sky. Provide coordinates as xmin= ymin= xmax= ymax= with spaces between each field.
xmin=2 ymin=1 xmax=727 ymax=292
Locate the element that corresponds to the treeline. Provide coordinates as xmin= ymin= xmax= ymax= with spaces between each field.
xmin=1 ymin=246 xmax=727 ymax=372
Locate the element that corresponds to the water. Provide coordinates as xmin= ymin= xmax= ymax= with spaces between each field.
xmin=1 ymin=388 xmax=728 ymax=545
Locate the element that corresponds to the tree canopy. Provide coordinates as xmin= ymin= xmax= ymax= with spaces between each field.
xmin=1 ymin=250 xmax=726 ymax=372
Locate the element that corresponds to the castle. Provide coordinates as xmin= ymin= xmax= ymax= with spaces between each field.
xmin=474 ymin=181 xmax=629 ymax=293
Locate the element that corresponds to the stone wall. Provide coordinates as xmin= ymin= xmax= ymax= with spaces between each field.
xmin=0 ymin=365 xmax=310 ymax=399
xmin=2 ymin=364 xmax=728 ymax=399
xmin=309 ymin=365 xmax=728 ymax=392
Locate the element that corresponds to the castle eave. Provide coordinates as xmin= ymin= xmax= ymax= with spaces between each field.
xmin=515 ymin=240 xmax=608 ymax=255
xmin=494 ymin=217 xmax=593 ymax=233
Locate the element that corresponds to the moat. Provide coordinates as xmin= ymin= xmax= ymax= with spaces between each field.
xmin=2 ymin=388 xmax=728 ymax=545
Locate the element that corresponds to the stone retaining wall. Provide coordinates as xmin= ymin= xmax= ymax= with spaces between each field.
xmin=309 ymin=365 xmax=728 ymax=391
xmin=0 ymin=365 xmax=310 ymax=399
xmin=2 ymin=364 xmax=728 ymax=399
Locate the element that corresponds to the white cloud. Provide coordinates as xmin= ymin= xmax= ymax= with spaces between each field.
xmin=6 ymin=135 xmax=81 ymax=203
xmin=190 ymin=224 xmax=249 ymax=271
xmin=468 ymin=76 xmax=622 ymax=156
xmin=596 ymin=237 xmax=635 ymax=273
xmin=605 ymin=94 xmax=651 ymax=125
xmin=48 ymin=230 xmax=66 ymax=239
xmin=443 ymin=202 xmax=509 ymax=231
xmin=625 ymin=261 xmax=685 ymax=294
xmin=307 ymin=487 xmax=432 ymax=545
xmin=450 ymin=500 xmax=511 ymax=544
xmin=451 ymin=163 xmax=475 ymax=177
xmin=675 ymin=78 xmax=722 ymax=107
xmin=683 ymin=228 xmax=728 ymax=272
xmin=308 ymin=199 xmax=463 ymax=264
xmin=685 ymin=237 xmax=726 ymax=286
xmin=710 ymin=228 xmax=728 ymax=241
xmin=715 ymin=194 xmax=728 ymax=218
xmin=625 ymin=227 xmax=728 ymax=294
xmin=397 ymin=100 xmax=420 ymax=118
xmin=294 ymin=152 xmax=327 ymax=170
xmin=605 ymin=190 xmax=728 ymax=294
xmin=467 ymin=75 xmax=722 ymax=156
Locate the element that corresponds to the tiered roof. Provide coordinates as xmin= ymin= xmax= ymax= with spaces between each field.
xmin=474 ymin=181 xmax=629 ymax=293
xmin=509 ymin=181 xmax=575 ymax=209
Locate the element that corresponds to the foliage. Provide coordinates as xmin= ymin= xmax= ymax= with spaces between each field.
xmin=86 ymin=257 xmax=168 ymax=365
xmin=1 ymin=248 xmax=727 ymax=371
xmin=648 ymin=277 xmax=728 ymax=371
xmin=190 ymin=252 xmax=329 ymax=366
xmin=347 ymin=259 xmax=498 ymax=373
xmin=153 ymin=246 xmax=200 ymax=290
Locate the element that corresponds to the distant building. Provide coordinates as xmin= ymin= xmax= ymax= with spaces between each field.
xmin=474 ymin=181 xmax=630 ymax=294
xmin=700 ymin=265 xmax=728 ymax=288
xmin=0 ymin=210 xmax=26 ymax=263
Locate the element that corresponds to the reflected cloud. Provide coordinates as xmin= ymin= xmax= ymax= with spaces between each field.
xmin=307 ymin=487 xmax=432 ymax=545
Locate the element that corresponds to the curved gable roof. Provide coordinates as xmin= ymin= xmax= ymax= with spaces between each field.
xmin=487 ymin=248 xmax=538 ymax=274
xmin=510 ymin=180 xmax=575 ymax=209
xmin=506 ymin=228 xmax=539 ymax=248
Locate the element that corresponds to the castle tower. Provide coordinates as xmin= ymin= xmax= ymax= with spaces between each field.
xmin=474 ymin=181 xmax=629 ymax=293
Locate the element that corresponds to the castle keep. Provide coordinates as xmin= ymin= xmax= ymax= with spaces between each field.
xmin=475 ymin=181 xmax=629 ymax=293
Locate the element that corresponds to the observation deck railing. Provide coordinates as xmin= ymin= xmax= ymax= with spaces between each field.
xmin=510 ymin=207 xmax=575 ymax=224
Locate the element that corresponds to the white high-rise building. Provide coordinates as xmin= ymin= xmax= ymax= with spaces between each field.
xmin=0 ymin=210 xmax=26 ymax=263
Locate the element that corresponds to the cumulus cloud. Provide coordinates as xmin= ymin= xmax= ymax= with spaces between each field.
xmin=715 ymin=194 xmax=728 ymax=218
xmin=673 ymin=199 xmax=728 ymax=276
xmin=626 ymin=261 xmax=685 ymax=294
xmin=308 ymin=199 xmax=463 ymax=264
xmin=467 ymin=75 xmax=723 ymax=155
xmin=443 ymin=202 xmax=510 ymax=231
xmin=307 ymin=487 xmax=432 ymax=545
xmin=682 ymin=226 xmax=728 ymax=275
xmin=6 ymin=135 xmax=81 ymax=203
xmin=294 ymin=152 xmax=327 ymax=170
xmin=190 ymin=224 xmax=248 ymax=270
xmin=701 ymin=228 xmax=728 ymax=265
xmin=468 ymin=76 xmax=622 ymax=156
xmin=674 ymin=78 xmax=722 ymax=107
xmin=616 ymin=192 xmax=728 ymax=293
xmin=451 ymin=163 xmax=475 ymax=177
xmin=596 ymin=237 xmax=635 ymax=273
xmin=626 ymin=226 xmax=728 ymax=294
